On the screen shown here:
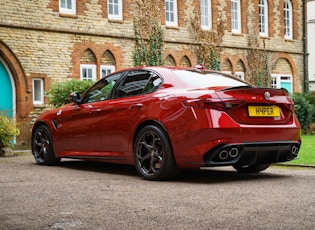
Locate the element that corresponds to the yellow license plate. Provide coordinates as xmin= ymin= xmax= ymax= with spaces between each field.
xmin=248 ymin=106 xmax=281 ymax=117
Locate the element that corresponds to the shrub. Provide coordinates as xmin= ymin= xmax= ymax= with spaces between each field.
xmin=292 ymin=94 xmax=315 ymax=133
xmin=0 ymin=112 xmax=20 ymax=148
xmin=304 ymin=94 xmax=315 ymax=122
xmin=45 ymin=80 xmax=93 ymax=107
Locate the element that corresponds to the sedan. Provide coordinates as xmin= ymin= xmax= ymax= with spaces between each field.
xmin=32 ymin=66 xmax=301 ymax=180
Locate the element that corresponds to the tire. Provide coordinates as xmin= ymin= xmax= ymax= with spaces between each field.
xmin=32 ymin=125 xmax=60 ymax=165
xmin=134 ymin=125 xmax=179 ymax=181
xmin=233 ymin=163 xmax=271 ymax=173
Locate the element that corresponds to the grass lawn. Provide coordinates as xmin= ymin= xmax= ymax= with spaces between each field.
xmin=287 ymin=135 xmax=315 ymax=165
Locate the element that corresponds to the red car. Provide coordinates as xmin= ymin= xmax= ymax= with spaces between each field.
xmin=32 ymin=66 xmax=301 ymax=180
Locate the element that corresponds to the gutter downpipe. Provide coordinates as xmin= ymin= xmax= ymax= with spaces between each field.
xmin=303 ymin=0 xmax=308 ymax=93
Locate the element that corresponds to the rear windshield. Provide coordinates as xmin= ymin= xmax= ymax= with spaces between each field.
xmin=172 ymin=70 xmax=248 ymax=88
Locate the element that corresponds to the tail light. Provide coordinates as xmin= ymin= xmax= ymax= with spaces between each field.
xmin=285 ymin=103 xmax=295 ymax=112
xmin=183 ymin=98 xmax=245 ymax=111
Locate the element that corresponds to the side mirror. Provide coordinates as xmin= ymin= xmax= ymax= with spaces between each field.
xmin=69 ymin=92 xmax=81 ymax=104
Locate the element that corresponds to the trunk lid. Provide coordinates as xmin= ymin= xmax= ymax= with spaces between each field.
xmin=215 ymin=87 xmax=295 ymax=125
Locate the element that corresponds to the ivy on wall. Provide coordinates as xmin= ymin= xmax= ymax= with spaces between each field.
xmin=190 ymin=11 xmax=225 ymax=70
xmin=246 ymin=35 xmax=270 ymax=87
xmin=132 ymin=0 xmax=164 ymax=66
xmin=246 ymin=6 xmax=270 ymax=87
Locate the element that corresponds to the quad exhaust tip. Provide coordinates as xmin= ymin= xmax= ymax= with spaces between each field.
xmin=215 ymin=143 xmax=299 ymax=162
xmin=218 ymin=148 xmax=239 ymax=160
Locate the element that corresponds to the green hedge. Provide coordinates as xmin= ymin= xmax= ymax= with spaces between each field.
xmin=45 ymin=80 xmax=93 ymax=107
xmin=292 ymin=94 xmax=315 ymax=133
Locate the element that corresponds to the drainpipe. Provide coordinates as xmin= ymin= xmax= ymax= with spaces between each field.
xmin=303 ymin=0 xmax=308 ymax=93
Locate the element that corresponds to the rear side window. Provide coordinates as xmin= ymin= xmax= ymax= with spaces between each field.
xmin=173 ymin=70 xmax=248 ymax=88
xmin=115 ymin=71 xmax=162 ymax=98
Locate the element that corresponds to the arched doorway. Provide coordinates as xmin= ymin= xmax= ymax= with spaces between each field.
xmin=271 ymin=58 xmax=293 ymax=93
xmin=0 ymin=59 xmax=15 ymax=118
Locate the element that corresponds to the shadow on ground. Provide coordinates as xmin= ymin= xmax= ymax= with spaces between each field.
xmin=56 ymin=159 xmax=290 ymax=184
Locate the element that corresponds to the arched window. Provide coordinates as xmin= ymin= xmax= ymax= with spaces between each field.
xmin=222 ymin=58 xmax=233 ymax=74
xmin=180 ymin=56 xmax=192 ymax=67
xmin=259 ymin=0 xmax=268 ymax=36
xmin=165 ymin=55 xmax=176 ymax=66
xmin=284 ymin=0 xmax=293 ymax=39
xmin=231 ymin=0 xmax=241 ymax=34
xmin=271 ymin=58 xmax=293 ymax=93
xmin=80 ymin=49 xmax=97 ymax=81
xmin=235 ymin=60 xmax=246 ymax=80
xmin=101 ymin=50 xmax=116 ymax=78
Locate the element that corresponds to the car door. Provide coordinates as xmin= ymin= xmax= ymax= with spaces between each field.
xmin=56 ymin=72 xmax=123 ymax=155
xmin=55 ymin=102 xmax=104 ymax=154
xmin=99 ymin=70 xmax=163 ymax=161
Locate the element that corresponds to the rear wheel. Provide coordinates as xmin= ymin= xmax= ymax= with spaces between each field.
xmin=134 ymin=125 xmax=179 ymax=181
xmin=32 ymin=125 xmax=60 ymax=165
xmin=233 ymin=163 xmax=271 ymax=173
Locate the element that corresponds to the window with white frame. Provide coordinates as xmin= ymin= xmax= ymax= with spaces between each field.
xmin=108 ymin=0 xmax=123 ymax=20
xmin=200 ymin=0 xmax=212 ymax=30
xmin=284 ymin=0 xmax=293 ymax=39
xmin=100 ymin=65 xmax=115 ymax=78
xmin=165 ymin=0 xmax=178 ymax=27
xmin=270 ymin=75 xmax=277 ymax=89
xmin=59 ymin=0 xmax=76 ymax=14
xmin=222 ymin=71 xmax=233 ymax=75
xmin=235 ymin=72 xmax=245 ymax=81
xmin=271 ymin=74 xmax=292 ymax=93
xmin=33 ymin=78 xmax=44 ymax=105
xmin=81 ymin=64 xmax=97 ymax=81
xmin=259 ymin=0 xmax=269 ymax=36
xmin=231 ymin=0 xmax=241 ymax=34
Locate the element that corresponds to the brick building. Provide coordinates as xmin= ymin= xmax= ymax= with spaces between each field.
xmin=0 ymin=0 xmax=306 ymax=142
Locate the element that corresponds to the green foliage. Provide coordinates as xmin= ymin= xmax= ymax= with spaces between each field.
xmin=292 ymin=94 xmax=315 ymax=133
xmin=211 ymin=50 xmax=221 ymax=71
xmin=256 ymin=70 xmax=263 ymax=87
xmin=304 ymin=94 xmax=315 ymax=122
xmin=206 ymin=48 xmax=220 ymax=71
xmin=133 ymin=18 xmax=164 ymax=66
xmin=45 ymin=79 xmax=93 ymax=107
xmin=0 ymin=112 xmax=20 ymax=148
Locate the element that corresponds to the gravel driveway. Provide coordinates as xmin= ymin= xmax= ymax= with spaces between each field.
xmin=1 ymin=152 xmax=315 ymax=229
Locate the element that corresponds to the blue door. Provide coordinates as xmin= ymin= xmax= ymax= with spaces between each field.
xmin=0 ymin=61 xmax=13 ymax=117
xmin=280 ymin=81 xmax=292 ymax=94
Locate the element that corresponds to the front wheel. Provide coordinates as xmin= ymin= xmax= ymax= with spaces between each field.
xmin=233 ymin=163 xmax=271 ymax=173
xmin=32 ymin=125 xmax=60 ymax=165
xmin=134 ymin=125 xmax=179 ymax=181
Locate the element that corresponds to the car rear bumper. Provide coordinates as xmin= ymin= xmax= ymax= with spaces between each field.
xmin=170 ymin=108 xmax=301 ymax=168
xmin=200 ymin=141 xmax=301 ymax=167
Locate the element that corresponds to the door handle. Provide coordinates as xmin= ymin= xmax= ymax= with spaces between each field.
xmin=130 ymin=103 xmax=143 ymax=109
xmin=90 ymin=108 xmax=101 ymax=114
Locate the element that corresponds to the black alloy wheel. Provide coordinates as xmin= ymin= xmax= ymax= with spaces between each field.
xmin=32 ymin=125 xmax=60 ymax=165
xmin=134 ymin=125 xmax=179 ymax=181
